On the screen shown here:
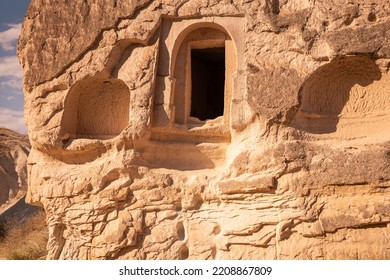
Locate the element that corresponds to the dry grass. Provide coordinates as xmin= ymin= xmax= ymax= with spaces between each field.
xmin=0 ymin=211 xmax=48 ymax=260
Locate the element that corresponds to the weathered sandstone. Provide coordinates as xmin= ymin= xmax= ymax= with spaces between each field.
xmin=18 ymin=0 xmax=390 ymax=259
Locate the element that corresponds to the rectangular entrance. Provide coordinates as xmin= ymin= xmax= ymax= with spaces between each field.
xmin=190 ymin=47 xmax=225 ymax=121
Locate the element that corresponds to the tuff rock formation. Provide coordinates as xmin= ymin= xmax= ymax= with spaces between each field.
xmin=18 ymin=0 xmax=390 ymax=259
xmin=0 ymin=127 xmax=30 ymax=210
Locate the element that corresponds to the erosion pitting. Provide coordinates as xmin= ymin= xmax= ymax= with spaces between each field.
xmin=18 ymin=0 xmax=390 ymax=259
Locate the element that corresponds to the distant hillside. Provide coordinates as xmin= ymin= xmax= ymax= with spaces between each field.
xmin=0 ymin=127 xmax=30 ymax=209
xmin=0 ymin=127 xmax=47 ymax=260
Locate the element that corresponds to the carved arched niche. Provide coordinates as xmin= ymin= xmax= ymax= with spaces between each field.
xmin=152 ymin=18 xmax=245 ymax=143
xmin=173 ymin=27 xmax=234 ymax=125
xmin=62 ymin=76 xmax=130 ymax=140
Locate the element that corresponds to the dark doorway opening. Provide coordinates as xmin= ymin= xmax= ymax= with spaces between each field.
xmin=190 ymin=47 xmax=225 ymax=121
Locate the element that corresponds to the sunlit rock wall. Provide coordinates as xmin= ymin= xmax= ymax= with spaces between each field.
xmin=18 ymin=0 xmax=390 ymax=259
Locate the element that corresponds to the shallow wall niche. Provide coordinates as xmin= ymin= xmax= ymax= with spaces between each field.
xmin=62 ymin=76 xmax=130 ymax=139
xmin=293 ymin=56 xmax=390 ymax=143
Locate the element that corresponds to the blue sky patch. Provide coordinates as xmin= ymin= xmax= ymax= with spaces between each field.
xmin=0 ymin=0 xmax=30 ymax=133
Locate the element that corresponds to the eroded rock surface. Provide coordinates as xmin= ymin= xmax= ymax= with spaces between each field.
xmin=18 ymin=0 xmax=390 ymax=259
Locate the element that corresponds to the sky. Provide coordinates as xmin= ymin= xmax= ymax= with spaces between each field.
xmin=0 ymin=0 xmax=31 ymax=134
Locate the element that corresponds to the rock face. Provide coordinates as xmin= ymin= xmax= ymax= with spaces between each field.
xmin=0 ymin=128 xmax=30 ymax=210
xmin=18 ymin=0 xmax=390 ymax=259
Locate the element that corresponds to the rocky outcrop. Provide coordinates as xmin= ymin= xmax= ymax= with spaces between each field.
xmin=18 ymin=0 xmax=390 ymax=259
xmin=0 ymin=128 xmax=30 ymax=210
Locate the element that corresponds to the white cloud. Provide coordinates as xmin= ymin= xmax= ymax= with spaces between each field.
xmin=1 ymin=78 xmax=23 ymax=90
xmin=0 ymin=23 xmax=21 ymax=51
xmin=0 ymin=56 xmax=22 ymax=78
xmin=0 ymin=107 xmax=27 ymax=134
